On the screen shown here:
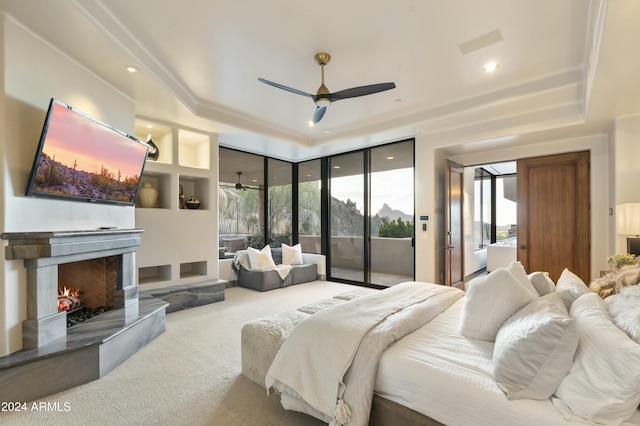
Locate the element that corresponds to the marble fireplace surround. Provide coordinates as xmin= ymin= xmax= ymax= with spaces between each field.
xmin=0 ymin=229 xmax=168 ymax=402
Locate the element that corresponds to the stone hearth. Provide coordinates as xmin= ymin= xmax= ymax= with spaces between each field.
xmin=0 ymin=229 xmax=168 ymax=402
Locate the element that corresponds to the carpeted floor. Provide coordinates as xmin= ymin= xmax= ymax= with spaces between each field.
xmin=0 ymin=281 xmax=359 ymax=426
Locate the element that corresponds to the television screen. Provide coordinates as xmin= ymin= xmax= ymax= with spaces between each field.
xmin=25 ymin=98 xmax=149 ymax=206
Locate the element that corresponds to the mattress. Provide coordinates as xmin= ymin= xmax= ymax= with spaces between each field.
xmin=374 ymin=298 xmax=640 ymax=426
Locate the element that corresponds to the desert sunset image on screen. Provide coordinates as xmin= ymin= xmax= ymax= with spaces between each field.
xmin=30 ymin=102 xmax=148 ymax=203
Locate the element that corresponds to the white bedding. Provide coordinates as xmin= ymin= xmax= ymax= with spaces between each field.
xmin=267 ymin=282 xmax=463 ymax=426
xmin=374 ymin=298 xmax=640 ymax=426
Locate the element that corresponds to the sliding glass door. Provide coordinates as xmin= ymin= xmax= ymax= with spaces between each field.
xmin=329 ymin=152 xmax=365 ymax=282
xmin=369 ymin=142 xmax=414 ymax=286
xmin=328 ymin=140 xmax=414 ymax=287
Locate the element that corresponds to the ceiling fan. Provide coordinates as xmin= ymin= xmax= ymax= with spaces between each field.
xmin=220 ymin=172 xmax=261 ymax=191
xmin=258 ymin=52 xmax=396 ymax=124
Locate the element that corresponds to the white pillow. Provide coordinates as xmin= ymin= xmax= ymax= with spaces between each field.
xmin=528 ymin=271 xmax=556 ymax=296
xmin=505 ymin=261 xmax=539 ymax=297
xmin=282 ymin=243 xmax=303 ymax=265
xmin=493 ymin=293 xmax=578 ymax=400
xmin=247 ymin=245 xmax=276 ymax=270
xmin=555 ymin=268 xmax=589 ymax=311
xmin=553 ymin=293 xmax=640 ymax=424
xmin=606 ymin=284 xmax=640 ymax=344
xmin=460 ymin=268 xmax=538 ymax=342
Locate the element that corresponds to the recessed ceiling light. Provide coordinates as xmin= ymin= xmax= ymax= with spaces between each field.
xmin=386 ymin=156 xmax=395 ymax=160
xmin=323 ymin=130 xmax=331 ymax=134
xmin=125 ymin=65 xmax=140 ymax=73
xmin=484 ymin=61 xmax=499 ymax=72
xmin=252 ymin=179 xmax=258 ymax=183
xmin=306 ymin=174 xmax=312 ymax=177
xmin=146 ymin=124 xmax=153 ymax=129
xmin=333 ymin=165 xmax=340 ymax=169
xmin=307 ymin=121 xmax=315 ymax=127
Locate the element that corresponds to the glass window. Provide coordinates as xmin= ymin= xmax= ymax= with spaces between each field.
xmin=267 ymin=158 xmax=292 ymax=247
xmin=496 ymin=175 xmax=517 ymax=241
xmin=298 ymin=159 xmax=321 ymax=254
xmin=218 ymin=148 xmax=264 ymax=254
xmin=474 ymin=167 xmax=492 ymax=250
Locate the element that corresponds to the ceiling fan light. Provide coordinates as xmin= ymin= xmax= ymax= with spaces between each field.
xmin=315 ymin=97 xmax=331 ymax=107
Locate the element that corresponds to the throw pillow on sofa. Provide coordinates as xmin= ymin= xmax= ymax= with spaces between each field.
xmin=282 ymin=243 xmax=303 ymax=265
xmin=247 ymin=245 xmax=277 ymax=270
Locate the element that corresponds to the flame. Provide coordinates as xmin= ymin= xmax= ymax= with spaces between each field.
xmin=59 ymin=286 xmax=80 ymax=298
xmin=58 ymin=286 xmax=82 ymax=311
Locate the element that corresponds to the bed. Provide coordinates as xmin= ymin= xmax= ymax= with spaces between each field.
xmin=241 ymin=263 xmax=640 ymax=426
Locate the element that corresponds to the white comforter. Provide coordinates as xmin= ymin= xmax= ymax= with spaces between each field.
xmin=265 ymin=282 xmax=464 ymax=425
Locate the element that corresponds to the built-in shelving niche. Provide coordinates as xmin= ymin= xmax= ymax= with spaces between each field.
xmin=136 ymin=171 xmax=172 ymax=209
xmin=179 ymin=175 xmax=209 ymax=210
xmin=180 ymin=261 xmax=207 ymax=279
xmin=139 ymin=264 xmax=172 ymax=285
xmin=178 ymin=129 xmax=210 ymax=169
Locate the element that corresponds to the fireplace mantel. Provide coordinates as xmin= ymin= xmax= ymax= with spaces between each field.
xmin=3 ymin=228 xmax=143 ymax=261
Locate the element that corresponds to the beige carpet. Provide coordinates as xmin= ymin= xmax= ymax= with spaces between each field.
xmin=1 ymin=281 xmax=359 ymax=426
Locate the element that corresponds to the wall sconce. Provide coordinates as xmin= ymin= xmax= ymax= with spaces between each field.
xmin=616 ymin=203 xmax=640 ymax=255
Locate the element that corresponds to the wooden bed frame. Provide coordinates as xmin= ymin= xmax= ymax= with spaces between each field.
xmin=370 ymin=395 xmax=444 ymax=426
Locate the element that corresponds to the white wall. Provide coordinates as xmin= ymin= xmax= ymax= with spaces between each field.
xmin=0 ymin=15 xmax=136 ymax=356
xmin=612 ymin=114 xmax=640 ymax=254
xmin=414 ymin=135 xmax=442 ymax=283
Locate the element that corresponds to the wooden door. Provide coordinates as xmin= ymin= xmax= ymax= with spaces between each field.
xmin=445 ymin=160 xmax=464 ymax=287
xmin=517 ymin=151 xmax=590 ymax=282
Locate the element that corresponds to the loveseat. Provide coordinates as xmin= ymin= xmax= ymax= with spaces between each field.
xmin=233 ymin=246 xmax=318 ymax=292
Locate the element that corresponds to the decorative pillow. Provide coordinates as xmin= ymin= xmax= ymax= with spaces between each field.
xmin=459 ymin=268 xmax=538 ymax=342
xmin=555 ymin=268 xmax=589 ymax=311
xmin=528 ymin=271 xmax=556 ymax=296
xmin=493 ymin=293 xmax=577 ymax=400
xmin=247 ymin=245 xmax=276 ymax=270
xmin=505 ymin=261 xmax=539 ymax=297
xmin=590 ymin=264 xmax=640 ymax=299
xmin=282 ymin=243 xmax=303 ymax=265
xmin=553 ymin=293 xmax=640 ymax=425
xmin=606 ymin=284 xmax=640 ymax=344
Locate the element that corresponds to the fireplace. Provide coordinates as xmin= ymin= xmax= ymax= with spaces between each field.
xmin=0 ymin=229 xmax=168 ymax=403
xmin=2 ymin=229 xmax=142 ymax=349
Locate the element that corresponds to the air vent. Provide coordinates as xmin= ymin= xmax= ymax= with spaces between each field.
xmin=458 ymin=29 xmax=504 ymax=55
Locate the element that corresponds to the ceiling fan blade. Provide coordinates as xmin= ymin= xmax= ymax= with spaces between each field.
xmin=313 ymin=106 xmax=327 ymax=124
xmin=258 ymin=78 xmax=314 ymax=99
xmin=329 ymin=82 xmax=396 ymax=102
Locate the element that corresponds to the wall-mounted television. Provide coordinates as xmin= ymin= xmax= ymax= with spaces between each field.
xmin=25 ymin=98 xmax=149 ymax=206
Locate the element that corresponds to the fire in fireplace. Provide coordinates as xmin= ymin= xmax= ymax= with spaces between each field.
xmin=58 ymin=286 xmax=83 ymax=312
xmin=57 ymin=285 xmax=113 ymax=328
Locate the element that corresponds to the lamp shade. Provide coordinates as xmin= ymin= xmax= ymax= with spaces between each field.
xmin=616 ymin=203 xmax=640 ymax=236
